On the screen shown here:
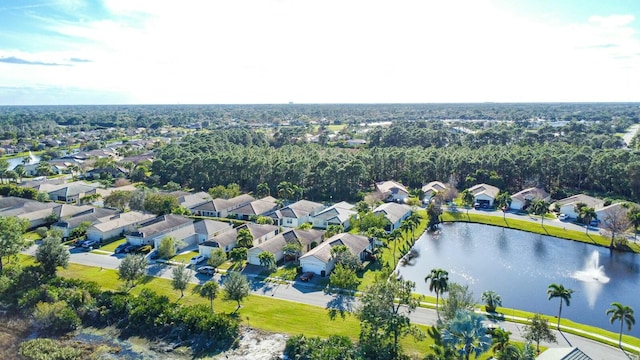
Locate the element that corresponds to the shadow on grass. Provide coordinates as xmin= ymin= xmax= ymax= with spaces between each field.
xmin=326 ymin=293 xmax=356 ymax=320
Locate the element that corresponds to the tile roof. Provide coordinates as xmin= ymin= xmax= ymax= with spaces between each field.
xmin=555 ymin=194 xmax=605 ymax=209
xmin=253 ymin=228 xmax=325 ymax=253
xmin=233 ymin=196 xmax=279 ymax=216
xmin=422 ymin=181 xmax=448 ymax=194
xmin=511 ymin=187 xmax=549 ymax=201
xmin=468 ymin=183 xmax=500 ymax=199
xmin=90 ymin=211 xmax=155 ymax=232
xmin=375 ymin=180 xmax=408 ymax=195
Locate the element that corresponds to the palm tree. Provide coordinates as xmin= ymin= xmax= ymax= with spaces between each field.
xmin=481 ymin=290 xmax=502 ymax=313
xmin=236 ymin=228 xmax=254 ymax=248
xmin=425 ymin=268 xmax=449 ymax=320
xmin=461 ymin=189 xmax=475 ymax=217
xmin=199 ymin=281 xmax=220 ymax=312
xmin=489 ymin=327 xmax=511 ymax=354
xmin=388 ymin=229 xmax=403 ymax=268
xmin=495 ymin=192 xmax=511 ymax=219
xmin=606 ymin=302 xmax=635 ymax=348
xmin=580 ymin=206 xmax=597 ymax=234
xmin=441 ymin=310 xmax=492 ymax=360
xmin=547 ymin=283 xmax=574 ymax=330
xmin=407 ymin=211 xmax=421 ymax=242
xmin=530 ymin=199 xmax=550 ymax=226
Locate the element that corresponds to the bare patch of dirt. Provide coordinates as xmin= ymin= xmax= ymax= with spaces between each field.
xmin=214 ymin=328 xmax=287 ymax=360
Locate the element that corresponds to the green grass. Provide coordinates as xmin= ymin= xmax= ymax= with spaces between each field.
xmin=23 ymin=232 xmax=42 ymax=241
xmin=171 ymin=251 xmax=199 ymax=264
xmin=326 ymin=124 xmax=347 ymax=132
xmin=266 ymin=263 xmax=299 ymax=281
xmin=441 ymin=210 xmax=640 ymax=254
xmin=99 ymin=238 xmax=126 ymax=252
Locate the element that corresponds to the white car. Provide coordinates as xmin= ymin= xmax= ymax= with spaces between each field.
xmin=189 ymin=254 xmax=206 ymax=265
xmin=558 ymin=213 xmax=568 ymax=221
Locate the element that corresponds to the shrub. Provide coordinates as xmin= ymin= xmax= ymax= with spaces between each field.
xmin=32 ymin=301 xmax=81 ymax=334
xmin=19 ymin=338 xmax=83 ymax=360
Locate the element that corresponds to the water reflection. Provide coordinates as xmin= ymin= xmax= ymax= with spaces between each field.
xmin=397 ymin=223 xmax=640 ymax=336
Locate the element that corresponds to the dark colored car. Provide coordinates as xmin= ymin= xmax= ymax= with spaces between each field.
xmin=82 ymin=239 xmax=100 ymax=248
xmin=197 ymin=266 xmax=216 ymax=275
xmin=114 ymin=243 xmax=129 ymax=254
xmin=300 ymin=272 xmax=314 ymax=281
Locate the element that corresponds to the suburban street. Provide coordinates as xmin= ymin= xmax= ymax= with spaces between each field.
xmin=48 ymin=244 xmax=637 ymax=360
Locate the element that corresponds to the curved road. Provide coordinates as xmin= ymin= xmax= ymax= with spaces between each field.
xmin=56 ymin=245 xmax=637 ymax=360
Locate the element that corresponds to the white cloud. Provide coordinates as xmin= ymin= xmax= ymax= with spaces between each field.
xmin=2 ymin=0 xmax=639 ymax=104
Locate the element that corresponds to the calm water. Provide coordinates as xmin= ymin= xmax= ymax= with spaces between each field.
xmin=8 ymin=153 xmax=40 ymax=169
xmin=397 ymin=223 xmax=640 ymax=337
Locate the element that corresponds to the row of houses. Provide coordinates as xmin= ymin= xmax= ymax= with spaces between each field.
xmin=419 ymin=180 xmax=635 ymax=224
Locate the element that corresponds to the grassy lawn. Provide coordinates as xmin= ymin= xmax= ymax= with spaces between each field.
xmin=441 ymin=210 xmax=640 ymax=254
xmin=54 ymin=262 xmax=436 ymax=355
xmin=171 ymin=251 xmax=199 ymax=264
xmin=23 ymin=232 xmax=42 ymax=241
xmin=99 ymin=238 xmax=126 ymax=252
xmin=265 ymin=263 xmax=299 ymax=281
xmin=326 ymin=124 xmax=347 ymax=132
xmin=218 ymin=260 xmax=246 ymax=271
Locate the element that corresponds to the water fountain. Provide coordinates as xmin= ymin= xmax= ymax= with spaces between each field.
xmin=572 ymin=250 xmax=610 ymax=284
xmin=572 ymin=250 xmax=610 ymax=309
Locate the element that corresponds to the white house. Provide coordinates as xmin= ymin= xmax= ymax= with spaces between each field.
xmin=126 ymin=214 xmax=193 ymax=246
xmin=51 ymin=206 xmax=118 ymax=239
xmin=311 ymin=201 xmax=357 ymax=229
xmin=230 ymin=196 xmax=279 ymax=221
xmin=299 ymin=233 xmax=372 ymax=277
xmin=375 ymin=180 xmax=409 ymax=203
xmin=509 ymin=187 xmax=550 ymax=211
xmin=86 ymin=211 xmax=155 ymax=242
xmin=198 ymin=223 xmax=279 ymax=256
xmin=595 ymin=202 xmax=637 ymax=228
xmin=421 ymin=181 xmax=448 ymax=204
xmin=190 ymin=194 xmax=255 ymax=218
xmin=247 ymin=228 xmax=325 ymax=266
xmin=554 ymin=194 xmax=605 ymax=219
xmin=372 ymin=202 xmax=412 ymax=232
xmin=467 ymin=183 xmax=500 ymax=208
xmin=269 ymin=200 xmax=326 ymax=228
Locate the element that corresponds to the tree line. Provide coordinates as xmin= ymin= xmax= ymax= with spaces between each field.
xmin=150 ymin=128 xmax=640 ymax=202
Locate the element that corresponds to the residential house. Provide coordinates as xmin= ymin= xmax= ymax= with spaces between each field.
xmin=176 ymin=191 xmax=212 ymax=210
xmin=311 ymin=201 xmax=356 ymax=229
xmin=595 ymin=202 xmax=637 ymax=228
xmin=247 ymin=228 xmax=325 ymax=266
xmin=0 ymin=196 xmax=59 ymax=229
xmin=34 ymin=181 xmax=99 ymax=204
xmin=190 ymin=194 xmax=255 ymax=218
xmin=51 ymin=206 xmax=119 ymax=239
xmin=375 ymin=180 xmax=409 ymax=203
xmin=299 ymin=233 xmax=372 ymax=277
xmin=421 ymin=181 xmax=448 ymax=204
xmin=230 ymin=196 xmax=279 ymax=221
xmin=467 ymin=183 xmax=500 ymax=208
xmin=510 ymin=187 xmax=550 ymax=211
xmin=373 ymin=202 xmax=412 ymax=232
xmin=126 ymin=214 xmax=193 ymax=246
xmin=269 ymin=199 xmax=326 ymax=227
xmin=86 ymin=211 xmax=155 ymax=242
xmin=198 ymin=223 xmax=279 ymax=256
xmin=554 ymin=194 xmax=605 ymax=219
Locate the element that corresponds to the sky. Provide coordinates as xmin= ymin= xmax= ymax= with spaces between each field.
xmin=0 ymin=0 xmax=639 ymax=105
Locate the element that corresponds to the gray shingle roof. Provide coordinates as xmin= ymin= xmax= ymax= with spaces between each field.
xmin=253 ymin=228 xmax=325 ymax=253
xmin=468 ymin=183 xmax=500 ymax=199
xmin=373 ymin=202 xmax=411 ymax=224
xmin=300 ymin=233 xmax=370 ymax=263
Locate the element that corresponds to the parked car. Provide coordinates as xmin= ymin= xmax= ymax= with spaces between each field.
xmin=82 ymin=239 xmax=100 ymax=248
xmin=114 ymin=243 xmax=129 ymax=254
xmin=75 ymin=239 xmax=88 ymax=247
xmin=558 ymin=213 xmax=569 ymax=221
xmin=124 ymin=244 xmax=141 ymax=253
xmin=189 ymin=254 xmax=206 ymax=265
xmin=300 ymin=272 xmax=314 ymax=281
xmin=197 ymin=266 xmax=216 ymax=275
xmin=136 ymin=245 xmax=153 ymax=254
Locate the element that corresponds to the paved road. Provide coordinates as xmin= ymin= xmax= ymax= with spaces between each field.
xmin=51 ymin=246 xmax=636 ymax=360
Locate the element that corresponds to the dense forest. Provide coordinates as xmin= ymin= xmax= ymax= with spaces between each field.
xmin=0 ymin=102 xmax=639 ymax=138
xmin=151 ymin=121 xmax=640 ymax=203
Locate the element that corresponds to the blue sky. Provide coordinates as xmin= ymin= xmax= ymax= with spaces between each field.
xmin=1 ymin=0 xmax=639 ymax=105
